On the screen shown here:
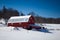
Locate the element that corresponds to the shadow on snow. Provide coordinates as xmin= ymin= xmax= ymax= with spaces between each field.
xmin=32 ymin=28 xmax=52 ymax=33
xmin=13 ymin=27 xmax=52 ymax=33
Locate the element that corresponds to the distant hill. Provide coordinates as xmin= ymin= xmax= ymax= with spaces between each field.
xmin=0 ymin=6 xmax=60 ymax=24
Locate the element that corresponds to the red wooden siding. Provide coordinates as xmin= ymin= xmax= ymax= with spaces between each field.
xmin=7 ymin=15 xmax=35 ymax=28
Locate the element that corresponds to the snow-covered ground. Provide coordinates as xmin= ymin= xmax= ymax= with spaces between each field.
xmin=0 ymin=24 xmax=60 ymax=40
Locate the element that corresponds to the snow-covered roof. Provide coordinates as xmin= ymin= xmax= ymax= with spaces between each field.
xmin=8 ymin=15 xmax=31 ymax=23
xmin=10 ymin=15 xmax=31 ymax=19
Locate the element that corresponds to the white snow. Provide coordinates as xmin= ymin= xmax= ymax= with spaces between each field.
xmin=0 ymin=18 xmax=6 ymax=24
xmin=10 ymin=15 xmax=31 ymax=19
xmin=0 ymin=24 xmax=60 ymax=40
xmin=8 ymin=15 xmax=31 ymax=23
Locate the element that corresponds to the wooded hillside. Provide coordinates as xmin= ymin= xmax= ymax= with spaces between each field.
xmin=0 ymin=6 xmax=60 ymax=24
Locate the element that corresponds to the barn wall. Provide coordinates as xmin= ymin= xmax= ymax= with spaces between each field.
xmin=8 ymin=15 xmax=35 ymax=28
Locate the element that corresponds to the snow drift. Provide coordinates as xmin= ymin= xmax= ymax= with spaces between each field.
xmin=0 ymin=24 xmax=60 ymax=40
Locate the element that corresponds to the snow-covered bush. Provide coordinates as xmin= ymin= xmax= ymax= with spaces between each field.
xmin=0 ymin=18 xmax=6 ymax=24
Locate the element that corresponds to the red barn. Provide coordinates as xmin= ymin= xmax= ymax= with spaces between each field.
xmin=7 ymin=15 xmax=35 ymax=29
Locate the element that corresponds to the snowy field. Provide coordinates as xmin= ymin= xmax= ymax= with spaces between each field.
xmin=0 ymin=24 xmax=60 ymax=40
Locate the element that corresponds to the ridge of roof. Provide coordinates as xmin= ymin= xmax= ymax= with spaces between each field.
xmin=10 ymin=15 xmax=31 ymax=19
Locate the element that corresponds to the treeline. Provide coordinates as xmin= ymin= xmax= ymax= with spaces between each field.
xmin=35 ymin=16 xmax=60 ymax=24
xmin=0 ymin=6 xmax=19 ymax=19
xmin=0 ymin=6 xmax=60 ymax=24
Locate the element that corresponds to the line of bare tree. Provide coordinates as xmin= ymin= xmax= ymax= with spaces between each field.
xmin=0 ymin=6 xmax=60 ymax=24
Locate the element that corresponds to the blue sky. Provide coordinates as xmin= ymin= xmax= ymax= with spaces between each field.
xmin=0 ymin=0 xmax=60 ymax=18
